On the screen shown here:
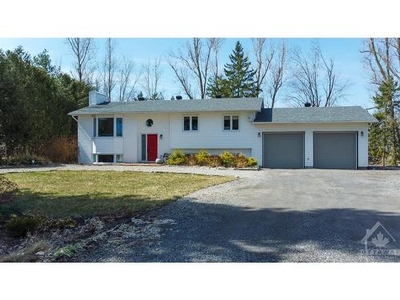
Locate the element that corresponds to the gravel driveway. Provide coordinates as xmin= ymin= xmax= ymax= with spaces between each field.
xmin=2 ymin=164 xmax=400 ymax=262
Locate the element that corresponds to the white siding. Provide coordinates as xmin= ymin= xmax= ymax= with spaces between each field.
xmin=122 ymin=115 xmax=137 ymax=162
xmin=134 ymin=114 xmax=171 ymax=161
xmin=170 ymin=112 xmax=260 ymax=158
xmin=92 ymin=138 xmax=121 ymax=154
xmin=253 ymin=122 xmax=370 ymax=168
xmin=76 ymin=111 xmax=370 ymax=168
xmin=77 ymin=115 xmax=93 ymax=164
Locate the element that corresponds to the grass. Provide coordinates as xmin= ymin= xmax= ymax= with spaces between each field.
xmin=2 ymin=171 xmax=234 ymax=218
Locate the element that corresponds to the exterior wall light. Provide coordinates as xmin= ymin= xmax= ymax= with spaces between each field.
xmin=360 ymin=131 xmax=364 ymax=137
xmin=160 ymin=134 xmax=163 ymax=139
xmin=258 ymin=132 xmax=261 ymax=137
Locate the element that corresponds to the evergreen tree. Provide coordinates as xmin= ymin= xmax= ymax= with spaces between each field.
xmin=224 ymin=41 xmax=257 ymax=97
xmin=0 ymin=46 xmax=92 ymax=158
xmin=207 ymin=41 xmax=257 ymax=98
xmin=206 ymin=75 xmax=229 ymax=98
xmin=369 ymin=77 xmax=400 ymax=166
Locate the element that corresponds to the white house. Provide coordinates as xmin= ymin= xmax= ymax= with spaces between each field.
xmin=68 ymin=91 xmax=377 ymax=169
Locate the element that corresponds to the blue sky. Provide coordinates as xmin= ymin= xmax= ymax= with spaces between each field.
xmin=0 ymin=37 xmax=374 ymax=107
xmin=1 ymin=1 xmax=396 ymax=109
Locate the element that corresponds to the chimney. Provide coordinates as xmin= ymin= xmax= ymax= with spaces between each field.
xmin=89 ymin=91 xmax=108 ymax=106
xmin=304 ymin=102 xmax=311 ymax=107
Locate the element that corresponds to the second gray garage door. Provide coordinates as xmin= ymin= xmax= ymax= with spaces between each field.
xmin=263 ymin=132 xmax=304 ymax=168
xmin=313 ymin=132 xmax=357 ymax=169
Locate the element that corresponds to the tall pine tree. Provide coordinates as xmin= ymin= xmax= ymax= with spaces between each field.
xmin=207 ymin=41 xmax=257 ymax=98
xmin=369 ymin=77 xmax=400 ymax=166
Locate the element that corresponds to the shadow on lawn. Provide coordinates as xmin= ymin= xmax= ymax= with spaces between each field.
xmin=0 ymin=189 xmax=170 ymax=219
xmin=94 ymin=198 xmax=400 ymax=262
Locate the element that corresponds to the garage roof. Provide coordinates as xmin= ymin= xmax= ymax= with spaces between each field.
xmin=254 ymin=106 xmax=378 ymax=123
xmin=68 ymin=98 xmax=263 ymax=115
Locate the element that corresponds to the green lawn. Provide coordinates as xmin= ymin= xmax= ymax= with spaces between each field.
xmin=2 ymin=171 xmax=234 ymax=218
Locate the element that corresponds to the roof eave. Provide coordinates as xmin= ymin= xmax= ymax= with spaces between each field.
xmin=252 ymin=120 xmax=378 ymax=124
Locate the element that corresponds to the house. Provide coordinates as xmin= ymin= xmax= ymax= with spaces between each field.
xmin=361 ymin=221 xmax=397 ymax=253
xmin=68 ymin=91 xmax=377 ymax=169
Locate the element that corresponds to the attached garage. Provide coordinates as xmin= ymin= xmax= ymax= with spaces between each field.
xmin=313 ymin=132 xmax=357 ymax=169
xmin=263 ymin=132 xmax=304 ymax=168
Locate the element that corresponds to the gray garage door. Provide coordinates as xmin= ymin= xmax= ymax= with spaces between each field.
xmin=263 ymin=132 xmax=304 ymax=168
xmin=313 ymin=132 xmax=357 ymax=169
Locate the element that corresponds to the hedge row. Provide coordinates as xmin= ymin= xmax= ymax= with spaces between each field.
xmin=166 ymin=150 xmax=258 ymax=168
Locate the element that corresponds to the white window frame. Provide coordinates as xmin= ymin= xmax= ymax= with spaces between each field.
xmin=223 ymin=115 xmax=239 ymax=131
xmin=92 ymin=116 xmax=123 ymax=138
xmin=183 ymin=116 xmax=199 ymax=131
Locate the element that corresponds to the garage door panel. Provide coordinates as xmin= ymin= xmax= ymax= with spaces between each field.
xmin=313 ymin=132 xmax=357 ymax=169
xmin=263 ymin=133 xmax=304 ymax=169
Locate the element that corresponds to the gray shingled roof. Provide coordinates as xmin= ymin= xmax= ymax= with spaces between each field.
xmin=68 ymin=98 xmax=263 ymax=115
xmin=254 ymin=106 xmax=378 ymax=123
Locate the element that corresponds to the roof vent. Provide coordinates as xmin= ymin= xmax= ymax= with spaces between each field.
xmin=304 ymin=102 xmax=311 ymax=107
xmin=176 ymin=95 xmax=182 ymax=100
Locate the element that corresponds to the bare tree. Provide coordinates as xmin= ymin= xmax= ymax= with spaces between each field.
xmin=210 ymin=38 xmax=224 ymax=80
xmin=168 ymin=38 xmax=223 ymax=99
xmin=265 ymin=41 xmax=287 ymax=108
xmin=140 ymin=58 xmax=163 ymax=100
xmin=362 ymin=38 xmax=400 ymax=85
xmin=361 ymin=38 xmax=400 ymax=165
xmin=288 ymin=42 xmax=348 ymax=107
xmin=102 ymin=38 xmax=119 ymax=100
xmin=65 ymin=38 xmax=95 ymax=83
xmin=118 ymin=56 xmax=142 ymax=101
xmin=252 ymin=38 xmax=274 ymax=97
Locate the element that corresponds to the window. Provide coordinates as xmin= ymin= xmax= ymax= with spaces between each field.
xmin=184 ymin=117 xmax=190 ymax=131
xmin=232 ymin=115 xmax=239 ymax=130
xmin=192 ymin=116 xmax=198 ymax=130
xmin=224 ymin=116 xmax=231 ymax=130
xmin=97 ymin=154 xmax=114 ymax=163
xmin=183 ymin=116 xmax=198 ymax=131
xmin=93 ymin=118 xmax=96 ymax=137
xmin=224 ymin=115 xmax=239 ymax=131
xmin=98 ymin=118 xmax=114 ymax=137
xmin=116 ymin=118 xmax=123 ymax=137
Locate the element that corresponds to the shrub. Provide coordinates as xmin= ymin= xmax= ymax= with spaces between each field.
xmin=5 ymin=215 xmax=42 ymax=238
xmin=6 ymin=154 xmax=51 ymax=166
xmin=208 ymin=155 xmax=222 ymax=167
xmin=166 ymin=149 xmax=187 ymax=165
xmin=246 ymin=157 xmax=258 ymax=167
xmin=54 ymin=243 xmax=83 ymax=260
xmin=220 ymin=151 xmax=235 ymax=167
xmin=186 ymin=154 xmax=197 ymax=166
xmin=4 ymin=212 xmax=76 ymax=237
xmin=195 ymin=150 xmax=210 ymax=166
xmin=0 ymin=175 xmax=18 ymax=203
xmin=234 ymin=153 xmax=248 ymax=168
xmin=41 ymin=136 xmax=78 ymax=163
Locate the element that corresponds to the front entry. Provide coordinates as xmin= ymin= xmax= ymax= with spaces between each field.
xmin=141 ymin=134 xmax=158 ymax=162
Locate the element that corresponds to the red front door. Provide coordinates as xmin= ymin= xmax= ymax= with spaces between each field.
xmin=147 ymin=134 xmax=158 ymax=161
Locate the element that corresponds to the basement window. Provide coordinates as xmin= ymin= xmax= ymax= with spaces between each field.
xmin=97 ymin=154 xmax=114 ymax=163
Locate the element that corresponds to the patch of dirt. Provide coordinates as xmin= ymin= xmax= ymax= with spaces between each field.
xmin=0 ymin=211 xmax=176 ymax=262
